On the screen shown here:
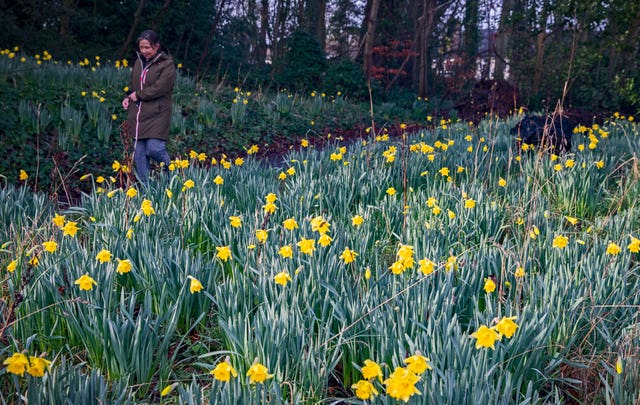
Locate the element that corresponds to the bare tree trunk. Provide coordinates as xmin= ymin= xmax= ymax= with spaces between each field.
xmin=386 ymin=0 xmax=427 ymax=91
xmin=363 ymin=0 xmax=381 ymax=78
xmin=256 ymin=0 xmax=270 ymax=64
xmin=533 ymin=31 xmax=546 ymax=94
xmin=60 ymin=0 xmax=74 ymax=36
xmin=272 ymin=0 xmax=291 ymax=73
xmin=196 ymin=0 xmax=229 ymax=80
xmin=532 ymin=3 xmax=549 ymax=94
xmin=418 ymin=0 xmax=437 ymax=97
xmin=314 ymin=0 xmax=327 ymax=52
xmin=493 ymin=0 xmax=512 ymax=80
xmin=119 ymin=0 xmax=146 ymax=59
xmin=151 ymin=0 xmax=173 ymax=32
xmin=296 ymin=0 xmax=326 ymax=49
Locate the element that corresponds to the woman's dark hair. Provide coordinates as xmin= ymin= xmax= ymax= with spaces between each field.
xmin=136 ymin=30 xmax=160 ymax=46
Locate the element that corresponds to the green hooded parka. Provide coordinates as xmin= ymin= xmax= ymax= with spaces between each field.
xmin=126 ymin=51 xmax=176 ymax=141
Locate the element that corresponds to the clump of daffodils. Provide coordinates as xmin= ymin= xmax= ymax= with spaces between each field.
xmin=351 ymin=353 xmax=431 ymax=401
xmin=471 ymin=316 xmax=519 ymax=349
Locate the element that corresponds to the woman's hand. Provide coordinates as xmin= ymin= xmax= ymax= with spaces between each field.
xmin=122 ymin=91 xmax=138 ymax=110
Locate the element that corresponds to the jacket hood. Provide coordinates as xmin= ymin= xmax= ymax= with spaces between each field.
xmin=136 ymin=51 xmax=171 ymax=65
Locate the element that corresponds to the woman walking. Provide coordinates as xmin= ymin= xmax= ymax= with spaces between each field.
xmin=122 ymin=29 xmax=176 ymax=183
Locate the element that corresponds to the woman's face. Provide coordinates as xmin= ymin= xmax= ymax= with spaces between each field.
xmin=138 ymin=39 xmax=160 ymax=60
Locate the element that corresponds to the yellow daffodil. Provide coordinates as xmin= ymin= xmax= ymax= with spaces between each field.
xmin=187 ymin=275 xmax=203 ymax=293
xmin=278 ymin=245 xmax=293 ymax=259
xmin=7 ymin=259 xmax=18 ymax=273
xmin=210 ymin=359 xmax=237 ymax=382
xmin=361 ymin=359 xmax=383 ymax=381
xmin=74 ymin=273 xmax=97 ymax=291
xmin=229 ymin=216 xmax=242 ymax=228
xmin=494 ymin=316 xmax=519 ymax=338
xmin=263 ymin=202 xmax=277 ymax=214
xmin=246 ymin=361 xmax=274 ymax=384
xmin=616 ymin=356 xmax=623 ymax=374
xmin=28 ymin=255 xmax=39 ymax=266
xmin=42 ymin=240 xmax=58 ymax=253
xmin=160 ymin=383 xmax=178 ymax=397
xmin=483 ymin=277 xmax=496 ymax=293
xmin=529 ymin=225 xmax=540 ymax=240
xmin=283 ymin=218 xmax=298 ymax=230
xmin=389 ymin=260 xmax=405 ymax=275
xmin=383 ymin=367 xmax=421 ymax=402
xmin=274 ymin=271 xmax=292 ymax=286
xmin=297 ymin=238 xmax=315 ymax=255
xmin=3 ymin=353 xmax=29 ymax=376
xmin=418 ymin=258 xmax=435 ymax=275
xmin=471 ymin=324 xmax=500 ymax=349
xmin=247 ymin=144 xmax=259 ymax=155
xmin=445 ymin=255 xmax=458 ymax=271
xmin=116 ymin=259 xmax=132 ymax=275
xmin=183 ymin=179 xmax=195 ymax=190
xmin=404 ymin=353 xmax=431 ymax=375
xmin=396 ymin=244 xmax=415 ymax=269
xmin=141 ymin=199 xmax=155 ymax=216
xmin=606 ymin=242 xmax=621 ymax=255
xmin=351 ymin=380 xmax=378 ymax=400
xmin=552 ymin=235 xmax=569 ymax=249
xmin=310 ymin=216 xmax=330 ymax=234
xmin=565 ymin=216 xmax=578 ymax=225
xmin=126 ymin=187 xmax=137 ymax=198
xmin=339 ymin=247 xmax=358 ymax=264
xmin=352 ymin=215 xmax=364 ymax=226
xmin=255 ymin=229 xmax=268 ymax=244
xmin=26 ymin=356 xmax=51 ymax=377
xmin=216 ymin=246 xmax=232 ymax=262
xmin=62 ymin=221 xmax=79 ymax=237
xmin=265 ymin=193 xmax=277 ymax=203
xmin=95 ymin=249 xmax=112 ymax=263
xmin=317 ymin=233 xmax=333 ymax=247
xmin=52 ymin=213 xmax=65 ymax=228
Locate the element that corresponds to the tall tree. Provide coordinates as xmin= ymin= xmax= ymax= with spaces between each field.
xmin=326 ymin=0 xmax=361 ymax=59
xmin=462 ymin=0 xmax=479 ymax=60
xmin=119 ymin=0 xmax=147 ymax=59
xmin=256 ymin=0 xmax=270 ymax=64
xmin=195 ymin=0 xmax=229 ymax=80
xmin=362 ymin=0 xmax=381 ymax=79
xmin=298 ymin=0 xmax=327 ymax=50
xmin=532 ymin=0 xmax=550 ymax=95
xmin=493 ymin=0 xmax=512 ymax=80
xmin=418 ymin=0 xmax=440 ymax=97
xmin=272 ymin=0 xmax=293 ymax=71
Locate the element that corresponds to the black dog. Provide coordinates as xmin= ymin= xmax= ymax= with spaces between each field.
xmin=511 ymin=115 xmax=576 ymax=153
